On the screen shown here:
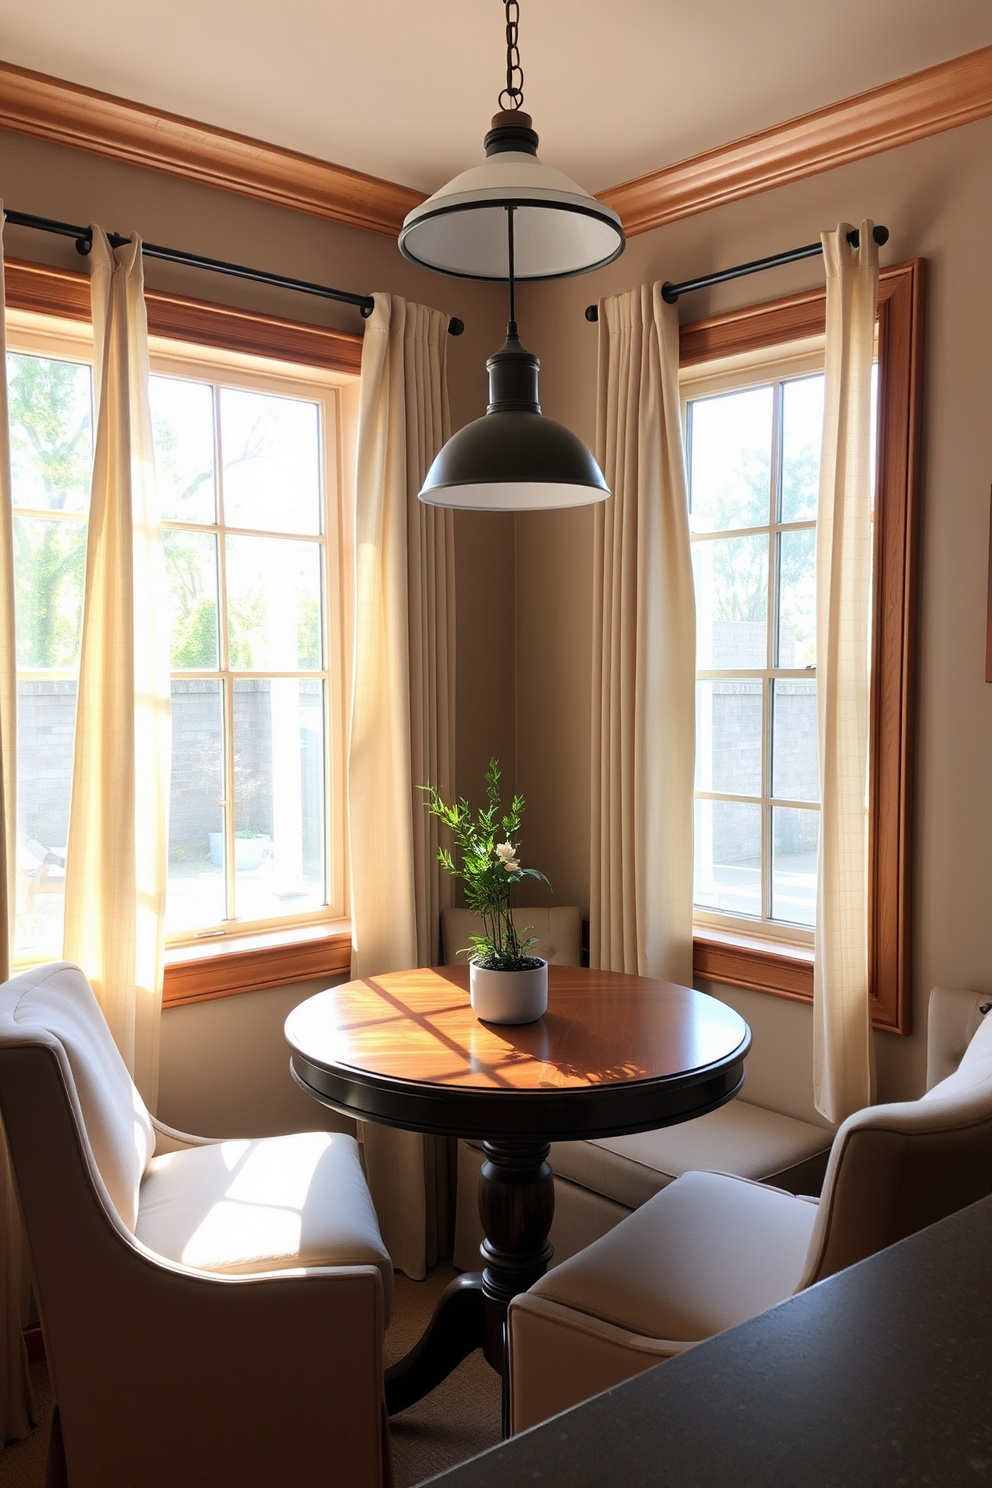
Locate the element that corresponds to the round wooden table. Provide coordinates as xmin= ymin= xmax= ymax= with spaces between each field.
xmin=285 ymin=964 xmax=750 ymax=1428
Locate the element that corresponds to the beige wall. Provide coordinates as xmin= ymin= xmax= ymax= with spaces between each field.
xmin=514 ymin=114 xmax=992 ymax=1114
xmin=157 ymin=977 xmax=355 ymax=1137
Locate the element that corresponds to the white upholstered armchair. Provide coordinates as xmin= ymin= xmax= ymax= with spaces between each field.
xmin=509 ymin=987 xmax=992 ymax=1432
xmin=0 ymin=962 xmax=393 ymax=1488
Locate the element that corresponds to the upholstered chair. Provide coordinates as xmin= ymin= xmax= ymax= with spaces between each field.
xmin=445 ymin=905 xmax=832 ymax=1271
xmin=508 ymin=987 xmax=992 ymax=1434
xmin=0 ymin=962 xmax=393 ymax=1488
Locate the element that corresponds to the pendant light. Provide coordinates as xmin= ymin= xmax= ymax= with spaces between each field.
xmin=414 ymin=2 xmax=618 ymax=512
xmin=399 ymin=4 xmax=624 ymax=280
xmin=419 ymin=208 xmax=609 ymax=510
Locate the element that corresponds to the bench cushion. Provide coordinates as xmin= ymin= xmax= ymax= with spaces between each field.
xmin=548 ymin=1100 xmax=832 ymax=1210
xmin=442 ymin=906 xmax=581 ymax=967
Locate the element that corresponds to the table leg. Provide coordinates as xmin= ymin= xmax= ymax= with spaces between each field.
xmin=384 ymin=1273 xmax=485 ymax=1415
xmin=383 ymin=1136 xmax=555 ymax=1435
xmin=479 ymin=1138 xmax=555 ymax=1435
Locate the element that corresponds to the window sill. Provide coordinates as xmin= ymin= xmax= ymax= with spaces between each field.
xmin=693 ymin=928 xmax=813 ymax=1003
xmin=163 ymin=922 xmax=352 ymax=1008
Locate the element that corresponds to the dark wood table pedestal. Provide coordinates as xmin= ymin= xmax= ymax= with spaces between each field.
xmin=383 ymin=1138 xmax=555 ymax=1433
xmin=285 ymin=965 xmax=750 ymax=1434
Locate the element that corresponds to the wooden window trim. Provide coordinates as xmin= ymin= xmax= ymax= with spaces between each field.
xmin=6 ymin=256 xmax=360 ymax=1006
xmin=4 ymin=257 xmax=363 ymax=374
xmin=162 ymin=927 xmax=352 ymax=1007
xmin=685 ymin=259 xmax=925 ymax=1034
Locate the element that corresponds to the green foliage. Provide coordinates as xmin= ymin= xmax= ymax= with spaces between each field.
xmin=171 ymin=597 xmax=219 ymax=669
xmin=8 ymin=355 xmax=93 ymax=669
xmin=296 ymin=596 xmax=321 ymax=669
xmin=150 ymin=405 xmax=214 ymax=518
xmin=13 ymin=517 xmax=86 ymax=669
xmin=228 ymin=590 xmax=265 ymax=669
xmin=163 ymin=531 xmax=217 ymax=668
xmin=8 ymin=355 xmax=92 ymax=512
xmin=695 ymin=437 xmax=819 ymax=661
xmin=423 ymin=759 xmax=549 ymax=970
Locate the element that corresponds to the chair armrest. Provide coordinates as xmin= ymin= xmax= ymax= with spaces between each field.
xmin=508 ymin=1291 xmax=694 ymax=1435
xmin=150 ymin=1115 xmax=221 ymax=1154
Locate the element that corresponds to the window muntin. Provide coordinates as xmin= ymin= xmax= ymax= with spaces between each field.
xmin=685 ymin=347 xmax=877 ymax=943
xmin=7 ymin=314 xmax=350 ymax=965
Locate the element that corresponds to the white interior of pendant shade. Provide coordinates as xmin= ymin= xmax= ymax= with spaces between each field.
xmin=418 ymin=480 xmax=610 ymax=511
xmin=400 ymin=151 xmax=625 ymax=279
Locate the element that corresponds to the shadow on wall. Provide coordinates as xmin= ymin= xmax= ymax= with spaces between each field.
xmin=158 ymin=977 xmax=355 ymax=1140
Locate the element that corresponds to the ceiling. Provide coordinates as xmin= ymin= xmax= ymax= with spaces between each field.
xmin=4 ymin=0 xmax=992 ymax=195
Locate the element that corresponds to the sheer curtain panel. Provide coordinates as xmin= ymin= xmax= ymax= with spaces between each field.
xmin=348 ymin=294 xmax=455 ymax=1278
xmin=0 ymin=205 xmax=36 ymax=1446
xmin=62 ymin=229 xmax=170 ymax=1109
xmin=813 ymin=222 xmax=879 ymax=1124
xmin=591 ymin=285 xmax=696 ymax=984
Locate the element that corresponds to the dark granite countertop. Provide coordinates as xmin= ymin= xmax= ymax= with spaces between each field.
xmin=428 ymin=1193 xmax=992 ymax=1486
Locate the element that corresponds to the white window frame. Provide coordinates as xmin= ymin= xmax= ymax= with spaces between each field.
xmin=681 ymin=339 xmax=826 ymax=952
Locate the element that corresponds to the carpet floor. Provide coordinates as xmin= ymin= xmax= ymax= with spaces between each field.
xmin=0 ymin=1263 xmax=500 ymax=1488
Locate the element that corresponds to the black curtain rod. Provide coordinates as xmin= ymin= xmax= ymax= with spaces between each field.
xmin=3 ymin=209 xmax=466 ymax=336
xmin=583 ymin=224 xmax=889 ymax=323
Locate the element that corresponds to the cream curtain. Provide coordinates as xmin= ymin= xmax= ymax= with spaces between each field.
xmin=590 ymin=284 xmax=696 ymax=984
xmin=813 ymin=222 xmax=879 ymax=1124
xmin=348 ymin=293 xmax=455 ymax=1279
xmin=62 ymin=229 xmax=171 ymax=1109
xmin=0 ymin=207 xmax=35 ymax=1447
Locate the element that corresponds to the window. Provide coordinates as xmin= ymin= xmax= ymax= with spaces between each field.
xmin=685 ymin=351 xmax=878 ymax=939
xmin=5 ymin=274 xmax=360 ymax=1002
xmin=151 ymin=360 xmax=337 ymax=941
xmin=680 ymin=263 xmax=924 ymax=1032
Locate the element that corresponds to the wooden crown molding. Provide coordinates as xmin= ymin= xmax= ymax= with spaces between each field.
xmin=1 ymin=49 xmax=990 ymax=244
xmin=4 ymin=257 xmax=363 ymax=374
xmin=0 ymin=60 xmax=424 ymax=238
xmin=599 ymin=45 xmax=992 ymax=236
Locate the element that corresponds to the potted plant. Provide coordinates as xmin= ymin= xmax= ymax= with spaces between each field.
xmin=423 ymin=759 xmax=551 ymax=1024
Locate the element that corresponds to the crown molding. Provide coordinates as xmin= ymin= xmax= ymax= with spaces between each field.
xmin=2 ymin=47 xmax=990 ymax=244
xmin=599 ymin=44 xmax=992 ymax=236
xmin=0 ymin=60 xmax=424 ymax=237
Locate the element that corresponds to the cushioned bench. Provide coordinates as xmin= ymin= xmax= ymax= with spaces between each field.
xmin=442 ymin=907 xmax=834 ymax=1271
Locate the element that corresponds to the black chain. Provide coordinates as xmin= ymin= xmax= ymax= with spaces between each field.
xmin=498 ymin=0 xmax=524 ymax=111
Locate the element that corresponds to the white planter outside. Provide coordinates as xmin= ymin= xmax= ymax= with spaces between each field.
xmin=469 ymin=958 xmax=548 ymax=1025
xmin=207 ymin=832 xmax=272 ymax=871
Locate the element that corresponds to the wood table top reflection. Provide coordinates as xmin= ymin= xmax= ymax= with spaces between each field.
xmin=285 ymin=965 xmax=748 ymax=1097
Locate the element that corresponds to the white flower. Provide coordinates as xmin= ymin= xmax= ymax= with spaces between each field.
xmin=502 ymin=857 xmax=520 ymax=873
xmin=495 ymin=842 xmax=516 ymax=861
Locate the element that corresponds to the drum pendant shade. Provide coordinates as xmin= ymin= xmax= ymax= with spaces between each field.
xmin=400 ymin=115 xmax=624 ymax=281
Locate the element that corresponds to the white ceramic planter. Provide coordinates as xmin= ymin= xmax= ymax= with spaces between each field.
xmin=469 ymin=958 xmax=548 ymax=1025
xmin=207 ymin=832 xmax=272 ymax=870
